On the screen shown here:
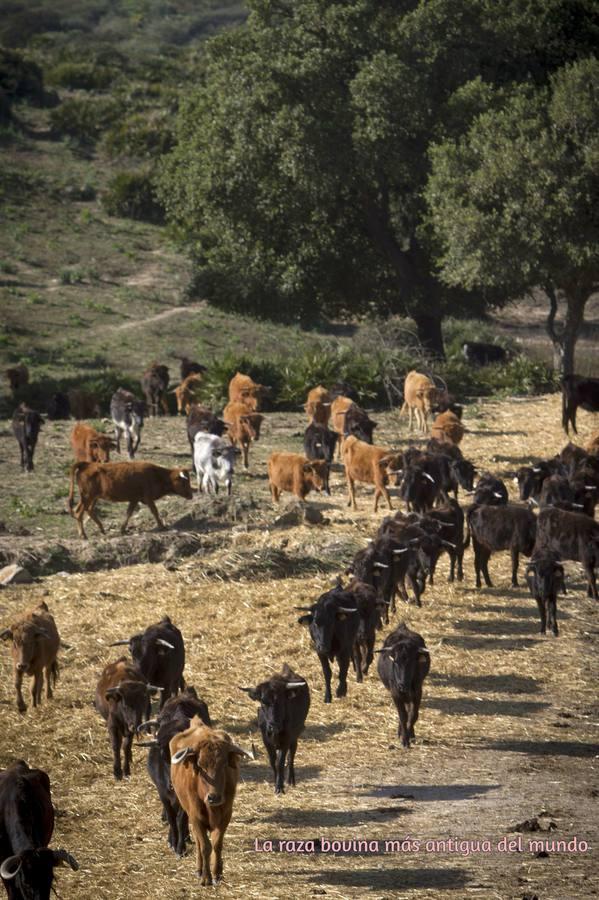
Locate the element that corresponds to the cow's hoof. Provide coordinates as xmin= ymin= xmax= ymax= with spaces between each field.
xmin=17 ymin=703 xmax=27 ymax=714
xmin=114 ymin=772 xmax=123 ymax=781
xmin=274 ymin=786 xmax=285 ymax=795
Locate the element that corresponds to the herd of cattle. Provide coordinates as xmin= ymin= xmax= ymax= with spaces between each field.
xmin=2 ymin=358 xmax=599 ymax=895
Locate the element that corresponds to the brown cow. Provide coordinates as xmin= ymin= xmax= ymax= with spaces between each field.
xmin=330 ymin=395 xmax=353 ymax=457
xmin=67 ymin=389 xmax=101 ymax=420
xmin=67 ymin=461 xmax=193 ymax=539
xmin=95 ymin=657 xmax=154 ymax=780
xmin=170 ymin=716 xmax=252 ymax=885
xmin=305 ymin=385 xmax=332 ymax=425
xmin=5 ymin=363 xmax=29 ymax=395
xmin=222 ymin=401 xmax=264 ymax=469
xmin=400 ymin=371 xmax=444 ymax=433
xmin=228 ymin=372 xmax=268 ymax=411
xmin=267 ymin=452 xmax=328 ymax=502
xmin=342 ymin=435 xmax=403 ymax=512
xmin=173 ymin=373 xmax=203 ymax=416
xmin=430 ymin=410 xmax=465 ymax=446
xmin=0 ymin=602 xmax=60 ymax=713
xmin=70 ymin=422 xmax=116 ymax=463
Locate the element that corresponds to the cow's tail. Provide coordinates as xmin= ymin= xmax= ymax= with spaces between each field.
xmin=50 ymin=660 xmax=59 ymax=687
xmin=67 ymin=462 xmax=86 ymax=515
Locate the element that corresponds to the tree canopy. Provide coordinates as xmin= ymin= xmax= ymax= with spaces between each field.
xmin=158 ymin=0 xmax=599 ymax=357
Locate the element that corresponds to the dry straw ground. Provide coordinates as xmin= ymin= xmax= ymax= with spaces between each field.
xmin=0 ymin=394 xmax=598 ymax=900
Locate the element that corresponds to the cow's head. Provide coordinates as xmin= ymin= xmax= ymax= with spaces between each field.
xmin=450 ymin=458 xmax=475 ymax=492
xmin=303 ymin=459 xmax=328 ymax=495
xmin=170 ymin=718 xmax=251 ymax=806
xmin=239 ymin=414 xmax=264 ymax=441
xmin=2 ymin=617 xmax=50 ymax=675
xmin=379 ymin=452 xmax=404 ymax=484
xmin=170 ymin=469 xmax=194 ymax=499
xmin=105 ymin=681 xmax=154 ymax=734
xmin=525 ymin=555 xmax=566 ymax=598
xmin=239 ymin=677 xmax=307 ymax=740
xmin=298 ymin=594 xmax=359 ymax=656
xmin=379 ymin=639 xmax=429 ymax=693
xmin=0 ymin=848 xmax=78 ymax=900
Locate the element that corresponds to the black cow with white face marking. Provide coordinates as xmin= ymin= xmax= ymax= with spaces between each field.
xmin=109 ymin=616 xmax=184 ymax=707
xmin=240 ymin=664 xmax=309 ymax=794
xmin=472 ymin=472 xmax=509 ymax=506
xmin=297 ymin=588 xmax=361 ymax=703
xmin=377 ymin=622 xmax=430 ymax=748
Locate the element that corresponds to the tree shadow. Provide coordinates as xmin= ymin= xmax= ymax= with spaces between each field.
xmin=239 ymin=764 xmax=323 ymax=786
xmin=483 ymin=739 xmax=597 ymax=758
xmin=303 ymin=721 xmax=348 ymax=740
xmin=428 ymin=672 xmax=541 ymax=694
xmin=260 ymin=806 xmax=412 ymax=828
xmin=363 ymin=783 xmax=501 ymax=802
xmin=443 ymin=635 xmax=538 ymax=651
xmin=301 ymin=866 xmax=470 ymax=891
xmin=425 ymin=697 xmax=549 ymax=717
xmin=451 ymin=617 xmax=540 ymax=636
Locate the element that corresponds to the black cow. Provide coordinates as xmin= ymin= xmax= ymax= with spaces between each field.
xmin=557 ymin=442 xmax=590 ymax=476
xmin=422 ymin=501 xmax=465 ymax=582
xmin=109 ymin=616 xmax=185 ymax=708
xmin=0 ymin=761 xmax=78 ymax=898
xmin=141 ymin=364 xmax=170 ymax=417
xmin=562 ymin=375 xmax=599 ymax=435
xmin=462 ymin=342 xmax=507 ymax=366
xmin=525 ymin=552 xmax=566 ymax=637
xmin=187 ymin=405 xmax=228 ymax=447
xmin=177 ymin=357 xmax=208 ymax=381
xmin=240 ymin=664 xmax=309 ymax=794
xmin=466 ymin=504 xmax=537 ymax=588
xmin=345 ymin=578 xmax=384 ymax=681
xmin=535 ymin=506 xmax=599 ymax=599
xmin=110 ymin=388 xmax=144 ymax=459
xmin=472 ymin=473 xmax=508 ymax=506
xmin=12 ymin=404 xmax=43 ymax=472
xmin=297 ymin=587 xmax=361 ymax=702
xmin=139 ymin=687 xmax=211 ymax=856
xmin=343 ymin=403 xmax=377 ymax=444
xmin=304 ymin=423 xmax=338 ymax=464
xmin=399 ymin=462 xmax=441 ymax=513
xmin=329 ymin=381 xmax=359 ymax=402
xmin=515 ymin=460 xmax=565 ymax=503
xmin=46 ymin=393 xmax=70 ymax=421
xmin=377 ymin=623 xmax=430 ymax=749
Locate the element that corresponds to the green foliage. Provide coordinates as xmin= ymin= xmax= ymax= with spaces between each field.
xmin=47 ymin=62 xmax=117 ymax=90
xmin=49 ymin=96 xmax=124 ymax=144
xmin=102 ymin=112 xmax=174 ymax=159
xmin=442 ymin=318 xmax=515 ymax=360
xmin=101 ymin=170 xmax=165 ymax=224
xmin=0 ymin=47 xmax=45 ymax=105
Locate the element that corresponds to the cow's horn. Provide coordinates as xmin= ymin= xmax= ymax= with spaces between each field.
xmin=0 ymin=856 xmax=22 ymax=880
xmin=373 ymin=562 xmax=389 ymax=568
xmin=532 ymin=466 xmax=541 ymax=473
xmin=393 ymin=548 xmax=409 ymax=554
xmin=285 ymin=681 xmax=306 ymax=688
xmin=585 ymin=485 xmax=597 ymax=490
xmin=442 ymin=540 xmax=456 ymax=548
xmin=147 ymin=684 xmax=164 ymax=692
xmin=229 ymin=743 xmax=255 ymax=759
xmin=422 ymin=472 xmax=435 ymax=483
xmin=156 ymin=638 xmax=175 ymax=649
xmin=238 ymin=686 xmax=253 ymax=693
xmin=109 ymin=639 xmax=130 ymax=646
xmin=493 ymin=492 xmax=503 ymax=499
xmin=419 ymin=647 xmax=430 ymax=654
xmin=136 ymin=740 xmax=159 ymax=748
xmin=171 ymin=747 xmax=194 ymax=765
xmin=137 ymin=720 xmax=159 ymax=733
xmin=338 ymin=606 xmax=358 ymax=613
xmin=294 ymin=605 xmax=313 ymax=611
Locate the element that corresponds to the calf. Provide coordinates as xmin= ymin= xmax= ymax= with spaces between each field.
xmin=342 ymin=435 xmax=403 ymax=511
xmin=95 ymin=657 xmax=154 ymax=780
xmin=472 ymin=472 xmax=508 ymax=505
xmin=4 ymin=363 xmax=28 ymax=395
xmin=525 ymin=552 xmax=566 ymax=637
xmin=330 ymin=397 xmax=377 ymax=453
xmin=193 ymin=432 xmax=237 ymax=495
xmin=535 ymin=506 xmax=599 ymax=599
xmin=68 ymin=461 xmax=193 ymax=539
xmin=430 ymin=410 xmax=465 ymax=445
xmin=177 ymin=356 xmax=207 ymax=381
xmin=304 ymin=385 xmax=332 ymax=425
xmin=12 ymin=404 xmax=43 ymax=473
xmin=239 ymin=664 xmax=310 ymax=794
xmin=46 ymin=392 xmax=70 ymax=420
xmin=110 ymin=388 xmax=144 ymax=459
xmin=223 ymin=401 xmax=264 ymax=469
xmin=109 ymin=616 xmax=185 ymax=707
xmin=377 ymin=622 xmax=430 ymax=748
xmin=462 ymin=341 xmax=507 ymax=366
xmin=297 ymin=587 xmax=361 ymax=702
xmin=170 ymin=717 xmax=252 ymax=885
xmin=187 ymin=404 xmax=228 ymax=446
xmin=141 ymin=687 xmax=211 ymax=857
xmin=141 ymin=363 xmax=170 ymax=417
xmin=267 ymin=452 xmax=328 ymax=502
xmin=228 ymin=372 xmax=269 ymax=411
xmin=173 ymin=373 xmax=203 ymax=416
xmin=70 ymin=422 xmax=116 ymax=463
xmin=562 ymin=374 xmax=599 ymax=435
xmin=400 ymin=371 xmax=445 ymax=433
xmin=466 ymin=504 xmax=537 ymax=588
xmin=0 ymin=761 xmax=78 ymax=898
xmin=67 ymin=388 xmax=101 ymax=420
xmin=0 ymin=602 xmax=60 ymax=714
xmin=303 ymin=422 xmax=338 ymax=479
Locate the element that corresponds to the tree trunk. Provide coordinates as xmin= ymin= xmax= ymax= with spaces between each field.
xmin=412 ymin=313 xmax=446 ymax=360
xmin=544 ymin=284 xmax=588 ymax=377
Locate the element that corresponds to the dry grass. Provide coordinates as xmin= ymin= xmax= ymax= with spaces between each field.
xmin=0 ymin=394 xmax=598 ymax=899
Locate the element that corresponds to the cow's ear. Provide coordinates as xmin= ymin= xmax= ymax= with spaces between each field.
xmin=105 ymin=688 xmax=121 ymax=702
xmin=297 ymin=614 xmax=313 ymax=626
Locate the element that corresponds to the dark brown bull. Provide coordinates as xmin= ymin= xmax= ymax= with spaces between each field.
xmin=95 ymin=657 xmax=155 ymax=780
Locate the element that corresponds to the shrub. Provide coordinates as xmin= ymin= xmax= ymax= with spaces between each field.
xmin=101 ymin=170 xmax=165 ymax=224
xmin=443 ymin=317 xmax=516 ymax=360
xmin=102 ymin=111 xmax=174 ymax=159
xmin=49 ymin=97 xmax=124 ymax=144
xmin=47 ymin=62 xmax=116 ymax=91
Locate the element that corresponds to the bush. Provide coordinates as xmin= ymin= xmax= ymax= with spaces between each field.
xmin=49 ymin=97 xmax=124 ymax=144
xmin=47 ymin=62 xmax=116 ymax=91
xmin=443 ymin=317 xmax=515 ymax=360
xmin=102 ymin=112 xmax=174 ymax=159
xmin=101 ymin=170 xmax=165 ymax=224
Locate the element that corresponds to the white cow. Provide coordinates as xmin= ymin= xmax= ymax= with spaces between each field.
xmin=193 ymin=432 xmax=237 ymax=495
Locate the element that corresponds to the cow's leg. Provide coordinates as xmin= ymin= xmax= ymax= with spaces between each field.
xmin=26 ymin=442 xmax=34 ymax=472
xmin=163 ymin=798 xmax=178 ymax=853
xmin=346 ymin=476 xmax=357 ymax=509
xmin=510 ymin=547 xmax=520 ymax=587
xmin=123 ymin=732 xmax=133 ymax=778
xmin=32 ymin=670 xmax=44 ymax=706
xmin=407 ymin=406 xmax=414 ymax=432
xmin=242 ymin=441 xmax=249 ymax=470
xmin=585 ymin=562 xmax=598 ymax=600
xmin=318 ymin=653 xmax=333 ymax=703
xmin=160 ymin=394 xmax=169 ymax=416
xmin=393 ymin=695 xmax=410 ymax=748
xmin=86 ymin=499 xmax=105 ymax=535
xmin=111 ymin=730 xmax=123 ymax=780
xmin=536 ymin=598 xmax=547 ymax=635
xmin=408 ymin=683 xmax=423 ymax=741
xmin=364 ymin=635 xmax=374 ymax=676
xmin=287 ymin=741 xmax=297 ymax=786
xmin=456 ymin=545 xmax=464 ymax=581
xmin=146 ymin=499 xmax=166 ymax=531
xmin=74 ymin=504 xmax=88 ymax=540
xmin=210 ymin=826 xmax=226 ymax=885
xmin=352 ymin=641 xmax=363 ymax=683
xmin=481 ymin=550 xmax=493 ymax=587
xmin=270 ymin=482 xmax=280 ymax=503
xmin=548 ymin=597 xmax=559 ymax=637
xmin=264 ymin=740 xmax=277 ymax=783
xmin=45 ymin=664 xmax=54 ymax=699
xmin=275 ymin=748 xmax=286 ymax=794
xmin=14 ymin=668 xmax=26 ymax=713
xmin=190 ymin=818 xmax=211 ymax=885
xmin=336 ymin=650 xmax=350 ymax=698
xmin=120 ymin=501 xmax=139 ymax=535
xmin=175 ymin=809 xmax=189 ymax=857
